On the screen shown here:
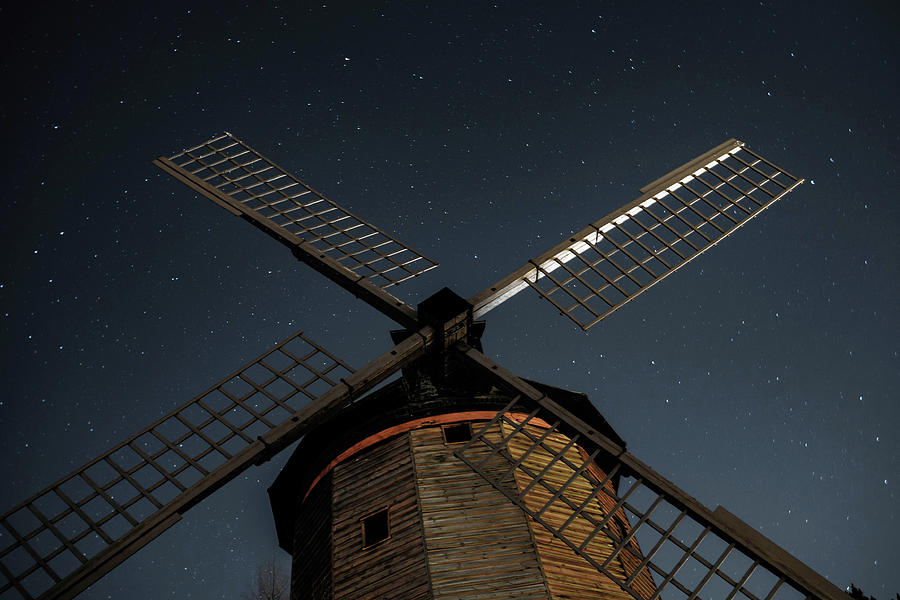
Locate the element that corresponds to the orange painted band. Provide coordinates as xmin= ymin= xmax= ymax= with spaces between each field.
xmin=302 ymin=411 xmax=551 ymax=501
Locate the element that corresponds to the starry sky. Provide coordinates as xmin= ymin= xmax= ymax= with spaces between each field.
xmin=1 ymin=2 xmax=897 ymax=598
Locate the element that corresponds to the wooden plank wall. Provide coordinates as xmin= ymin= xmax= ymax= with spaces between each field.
xmin=292 ymin=471 xmax=333 ymax=600
xmin=503 ymin=421 xmax=657 ymax=600
xmin=330 ymin=433 xmax=432 ymax=600
xmin=411 ymin=424 xmax=551 ymax=600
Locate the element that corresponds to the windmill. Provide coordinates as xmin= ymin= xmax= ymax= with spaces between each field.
xmin=0 ymin=133 xmax=847 ymax=600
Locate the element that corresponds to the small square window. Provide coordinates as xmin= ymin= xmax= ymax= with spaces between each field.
xmin=361 ymin=507 xmax=390 ymax=549
xmin=441 ymin=422 xmax=472 ymax=444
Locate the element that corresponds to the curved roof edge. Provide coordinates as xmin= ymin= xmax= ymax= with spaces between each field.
xmin=268 ymin=374 xmax=626 ymax=553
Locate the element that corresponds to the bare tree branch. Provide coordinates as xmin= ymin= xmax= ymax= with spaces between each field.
xmin=241 ymin=556 xmax=289 ymax=600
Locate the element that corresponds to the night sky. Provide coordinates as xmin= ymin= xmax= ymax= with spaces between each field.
xmin=2 ymin=2 xmax=897 ymax=598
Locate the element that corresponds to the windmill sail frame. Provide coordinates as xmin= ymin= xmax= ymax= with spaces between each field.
xmin=457 ymin=345 xmax=845 ymax=600
xmin=153 ymin=132 xmax=438 ymax=328
xmin=470 ymin=139 xmax=803 ymax=329
xmin=0 ymin=331 xmax=430 ymax=600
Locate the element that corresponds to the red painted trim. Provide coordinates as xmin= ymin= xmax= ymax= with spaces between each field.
xmin=302 ymin=411 xmax=551 ymax=501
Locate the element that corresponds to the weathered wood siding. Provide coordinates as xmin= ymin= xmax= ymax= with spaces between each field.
xmin=331 ymin=433 xmax=432 ymax=600
xmin=292 ymin=471 xmax=333 ymax=600
xmin=411 ymin=424 xmax=550 ymax=600
xmin=503 ymin=421 xmax=657 ymax=600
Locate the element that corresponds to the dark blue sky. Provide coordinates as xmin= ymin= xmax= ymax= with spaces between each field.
xmin=2 ymin=2 xmax=897 ymax=598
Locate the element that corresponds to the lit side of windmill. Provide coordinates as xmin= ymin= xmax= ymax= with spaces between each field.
xmin=0 ymin=134 xmax=847 ymax=600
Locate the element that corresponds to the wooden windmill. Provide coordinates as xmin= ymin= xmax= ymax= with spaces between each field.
xmin=0 ymin=133 xmax=849 ymax=600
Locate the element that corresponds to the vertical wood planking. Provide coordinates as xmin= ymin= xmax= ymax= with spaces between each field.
xmin=331 ymin=434 xmax=431 ymax=600
xmin=411 ymin=425 xmax=551 ymax=600
xmin=292 ymin=471 xmax=333 ymax=600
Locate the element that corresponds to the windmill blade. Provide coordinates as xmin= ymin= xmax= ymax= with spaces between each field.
xmin=455 ymin=346 xmax=847 ymax=600
xmin=469 ymin=139 xmax=804 ymax=329
xmin=153 ymin=133 xmax=438 ymax=329
xmin=0 ymin=329 xmax=432 ymax=600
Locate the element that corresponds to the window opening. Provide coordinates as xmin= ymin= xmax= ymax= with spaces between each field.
xmin=361 ymin=507 xmax=390 ymax=549
xmin=441 ymin=422 xmax=473 ymax=444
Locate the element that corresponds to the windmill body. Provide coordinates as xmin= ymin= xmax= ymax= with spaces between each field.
xmin=0 ymin=134 xmax=849 ymax=600
xmin=269 ymin=294 xmax=648 ymax=599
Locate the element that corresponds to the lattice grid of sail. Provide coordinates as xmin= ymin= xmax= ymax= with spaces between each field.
xmin=527 ymin=144 xmax=803 ymax=330
xmin=454 ymin=396 xmax=817 ymax=600
xmin=0 ymin=331 xmax=353 ymax=600
xmin=164 ymin=132 xmax=438 ymax=288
